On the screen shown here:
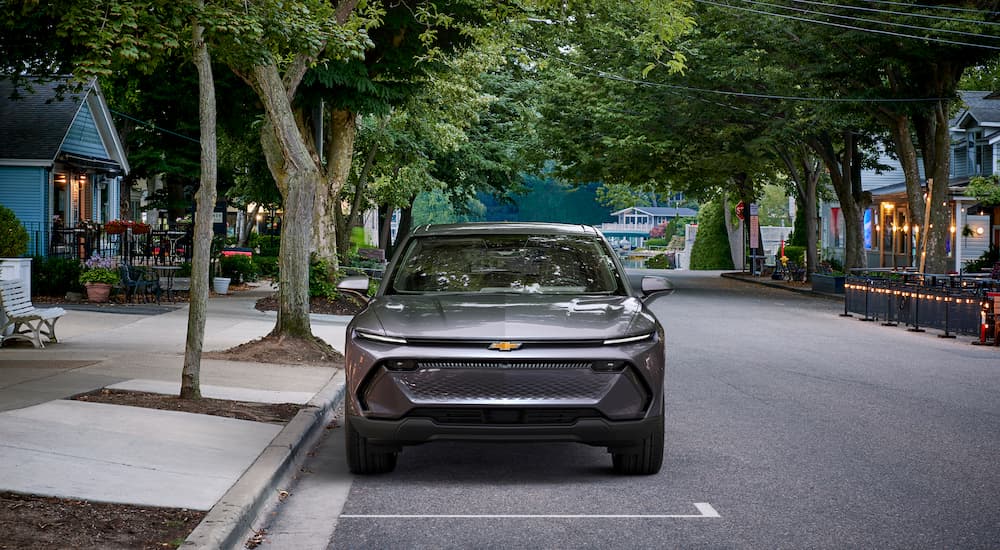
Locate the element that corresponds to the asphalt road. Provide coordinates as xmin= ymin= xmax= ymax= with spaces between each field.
xmin=261 ymin=271 xmax=1000 ymax=549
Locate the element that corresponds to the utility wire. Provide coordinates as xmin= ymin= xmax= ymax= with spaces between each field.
xmin=741 ymin=0 xmax=1000 ymax=39
xmin=788 ymin=0 xmax=1000 ymax=27
xmin=694 ymin=0 xmax=1000 ymax=50
xmin=521 ymin=46 xmax=953 ymax=103
xmin=858 ymin=0 xmax=999 ymax=16
xmin=109 ymin=108 xmax=200 ymax=144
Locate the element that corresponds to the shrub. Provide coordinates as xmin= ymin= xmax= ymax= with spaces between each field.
xmin=219 ymin=255 xmax=258 ymax=284
xmin=255 ymin=256 xmax=279 ymax=278
xmin=964 ymin=245 xmax=999 ymax=272
xmin=644 ymin=238 xmax=669 ymax=247
xmin=689 ymin=201 xmax=734 ymax=270
xmin=250 ymin=232 xmax=280 ymax=256
xmin=645 ymin=253 xmax=672 ymax=269
xmin=782 ymin=245 xmax=806 ymax=265
xmin=78 ymin=253 xmax=120 ymax=285
xmin=309 ymin=256 xmax=338 ymax=299
xmin=32 ymin=256 xmax=83 ymax=296
xmin=0 ymin=205 xmax=29 ymax=257
xmin=176 ymin=261 xmax=192 ymax=277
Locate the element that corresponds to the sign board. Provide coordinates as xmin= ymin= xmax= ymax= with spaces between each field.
xmin=212 ymin=212 xmax=223 ymax=224
xmin=735 ymin=201 xmax=745 ymax=220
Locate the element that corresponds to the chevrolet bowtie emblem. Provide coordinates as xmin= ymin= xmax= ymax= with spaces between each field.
xmin=489 ymin=341 xmax=522 ymax=352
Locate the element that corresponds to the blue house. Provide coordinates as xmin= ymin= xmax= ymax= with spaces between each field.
xmin=822 ymin=91 xmax=999 ymax=272
xmin=600 ymin=206 xmax=699 ymax=249
xmin=0 ymin=76 xmax=129 ymax=257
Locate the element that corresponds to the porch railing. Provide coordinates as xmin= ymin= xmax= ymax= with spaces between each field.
xmin=21 ymin=222 xmax=192 ymax=265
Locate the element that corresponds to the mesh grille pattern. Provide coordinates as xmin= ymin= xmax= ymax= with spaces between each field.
xmin=395 ymin=369 xmax=614 ymax=402
xmin=416 ymin=361 xmax=590 ymax=370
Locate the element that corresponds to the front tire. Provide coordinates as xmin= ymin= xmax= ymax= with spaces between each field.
xmin=611 ymin=413 xmax=664 ymax=475
xmin=345 ymin=415 xmax=397 ymax=474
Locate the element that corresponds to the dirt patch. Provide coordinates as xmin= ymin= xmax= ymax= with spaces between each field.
xmin=204 ymin=334 xmax=344 ymax=367
xmin=254 ymin=292 xmax=365 ymax=316
xmin=0 ymin=491 xmax=204 ymax=550
xmin=72 ymin=388 xmax=304 ymax=424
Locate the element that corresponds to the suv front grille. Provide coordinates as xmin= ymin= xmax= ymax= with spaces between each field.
xmin=395 ymin=368 xmax=615 ymax=402
xmin=416 ymin=360 xmax=591 ymax=370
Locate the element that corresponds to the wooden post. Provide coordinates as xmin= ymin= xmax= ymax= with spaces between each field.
xmin=919 ymin=178 xmax=933 ymax=274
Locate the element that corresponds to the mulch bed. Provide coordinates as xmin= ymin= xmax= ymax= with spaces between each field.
xmin=0 ymin=491 xmax=204 ymax=550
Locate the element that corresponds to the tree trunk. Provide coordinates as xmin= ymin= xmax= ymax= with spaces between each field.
xmin=777 ymin=146 xmax=821 ymax=276
xmin=181 ymin=10 xmax=217 ymax=400
xmin=923 ymin=102 xmax=954 ymax=274
xmin=808 ymin=133 xmax=866 ymax=272
xmin=252 ymin=62 xmax=318 ymax=339
xmin=236 ymin=204 xmax=260 ymax=247
xmin=313 ymin=109 xmax=357 ymax=272
xmin=336 ymin=135 xmax=380 ymax=259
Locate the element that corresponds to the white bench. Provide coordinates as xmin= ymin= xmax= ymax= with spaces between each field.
xmin=0 ymin=279 xmax=65 ymax=348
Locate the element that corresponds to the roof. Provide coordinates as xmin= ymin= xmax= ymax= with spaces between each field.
xmin=409 ymin=222 xmax=601 ymax=237
xmin=0 ymin=76 xmax=129 ymax=173
xmin=611 ymin=206 xmax=699 ymax=218
xmin=955 ymin=91 xmax=1000 ymax=129
xmin=0 ymin=77 xmax=85 ymax=161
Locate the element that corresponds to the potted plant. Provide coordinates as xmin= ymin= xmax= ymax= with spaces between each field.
xmin=79 ymin=254 xmax=120 ymax=302
xmin=210 ymin=236 xmax=231 ymax=294
xmin=812 ymin=260 xmax=846 ymax=294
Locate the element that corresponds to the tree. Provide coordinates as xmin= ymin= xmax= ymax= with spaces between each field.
xmin=689 ymin=200 xmax=734 ymax=270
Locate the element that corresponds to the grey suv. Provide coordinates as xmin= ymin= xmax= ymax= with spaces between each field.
xmin=338 ymin=222 xmax=672 ymax=475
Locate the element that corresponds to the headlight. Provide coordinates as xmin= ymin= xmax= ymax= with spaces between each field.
xmin=603 ymin=333 xmax=653 ymax=345
xmin=356 ymin=330 xmax=407 ymax=344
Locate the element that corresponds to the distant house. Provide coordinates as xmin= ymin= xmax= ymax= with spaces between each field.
xmin=822 ymin=91 xmax=999 ymax=272
xmin=0 ymin=76 xmax=129 ymax=257
xmin=600 ymin=206 xmax=698 ymax=248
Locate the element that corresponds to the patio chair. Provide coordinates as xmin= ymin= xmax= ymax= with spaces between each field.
xmin=119 ymin=264 xmax=162 ymax=303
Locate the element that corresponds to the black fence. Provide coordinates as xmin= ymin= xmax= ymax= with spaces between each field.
xmin=845 ymin=270 xmax=1000 ymax=341
xmin=23 ymin=222 xmax=192 ymax=265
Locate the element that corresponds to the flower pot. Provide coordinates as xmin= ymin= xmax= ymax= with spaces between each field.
xmin=811 ymin=274 xmax=845 ymax=294
xmin=84 ymin=282 xmax=112 ymax=303
xmin=212 ymin=277 xmax=231 ymax=295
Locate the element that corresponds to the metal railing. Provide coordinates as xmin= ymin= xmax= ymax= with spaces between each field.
xmin=844 ymin=269 xmax=998 ymax=340
xmin=22 ymin=222 xmax=193 ymax=265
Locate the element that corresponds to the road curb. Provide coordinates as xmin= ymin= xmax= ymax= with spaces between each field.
xmin=181 ymin=370 xmax=346 ymax=550
xmin=720 ymin=272 xmax=844 ymax=301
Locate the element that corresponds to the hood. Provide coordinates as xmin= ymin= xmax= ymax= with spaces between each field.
xmin=359 ymin=294 xmax=656 ymax=341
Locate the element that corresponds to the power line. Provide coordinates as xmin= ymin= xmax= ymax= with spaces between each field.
xmin=694 ymin=0 xmax=1000 ymax=50
xmin=109 ymin=108 xmax=200 ymax=144
xmin=764 ymin=0 xmax=1000 ymax=37
xmin=789 ymin=0 xmax=1000 ymax=27
xmin=857 ymin=0 xmax=999 ymax=16
xmin=522 ymin=46 xmax=953 ymax=103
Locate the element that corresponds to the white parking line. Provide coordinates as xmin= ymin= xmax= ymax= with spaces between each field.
xmin=341 ymin=502 xmax=720 ymax=519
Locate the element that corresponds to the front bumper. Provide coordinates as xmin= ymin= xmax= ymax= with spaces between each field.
xmin=348 ymin=413 xmax=663 ymax=448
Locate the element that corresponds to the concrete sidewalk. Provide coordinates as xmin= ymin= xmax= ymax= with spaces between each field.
xmin=0 ymin=284 xmax=351 ymax=548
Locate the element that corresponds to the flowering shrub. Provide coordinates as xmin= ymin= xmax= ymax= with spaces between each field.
xmin=79 ymin=253 xmax=120 ymax=284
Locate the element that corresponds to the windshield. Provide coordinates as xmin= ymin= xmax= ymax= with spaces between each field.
xmin=388 ymin=234 xmax=625 ymax=295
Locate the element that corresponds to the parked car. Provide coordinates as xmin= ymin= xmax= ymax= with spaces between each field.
xmin=338 ymin=222 xmax=673 ymax=475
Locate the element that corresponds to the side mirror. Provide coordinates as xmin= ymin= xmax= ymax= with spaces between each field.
xmin=640 ymin=276 xmax=674 ymax=297
xmin=337 ymin=275 xmax=371 ymax=301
